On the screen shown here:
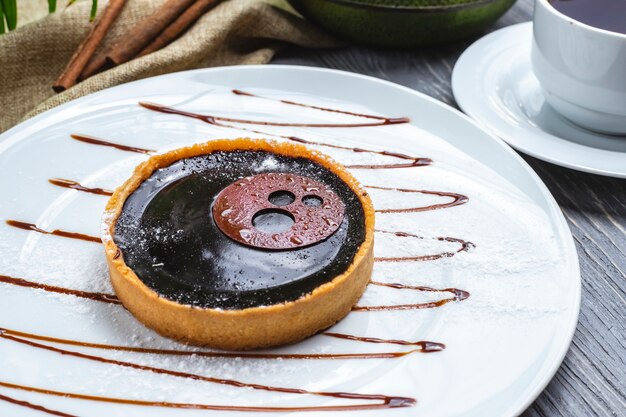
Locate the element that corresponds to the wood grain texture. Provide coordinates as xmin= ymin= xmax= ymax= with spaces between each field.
xmin=272 ymin=1 xmax=626 ymax=416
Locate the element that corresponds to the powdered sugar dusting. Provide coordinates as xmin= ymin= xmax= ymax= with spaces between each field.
xmin=0 ymin=83 xmax=577 ymax=417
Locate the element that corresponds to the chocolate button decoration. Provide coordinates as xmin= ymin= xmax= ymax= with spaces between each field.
xmin=213 ymin=173 xmax=345 ymax=250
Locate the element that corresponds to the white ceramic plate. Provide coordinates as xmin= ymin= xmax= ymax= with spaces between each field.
xmin=0 ymin=65 xmax=579 ymax=417
xmin=452 ymin=22 xmax=626 ymax=178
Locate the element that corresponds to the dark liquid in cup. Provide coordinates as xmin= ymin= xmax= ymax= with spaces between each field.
xmin=549 ymin=0 xmax=626 ymax=34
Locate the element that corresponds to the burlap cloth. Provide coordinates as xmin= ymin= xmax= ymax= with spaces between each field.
xmin=0 ymin=0 xmax=339 ymax=133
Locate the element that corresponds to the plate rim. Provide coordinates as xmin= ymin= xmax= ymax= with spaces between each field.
xmin=451 ymin=21 xmax=626 ymax=179
xmin=0 ymin=64 xmax=581 ymax=417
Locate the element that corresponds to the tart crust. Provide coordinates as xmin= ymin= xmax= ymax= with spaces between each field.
xmin=102 ymin=138 xmax=375 ymax=350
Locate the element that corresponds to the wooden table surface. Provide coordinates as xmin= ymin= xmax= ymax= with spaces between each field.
xmin=273 ymin=1 xmax=626 ymax=415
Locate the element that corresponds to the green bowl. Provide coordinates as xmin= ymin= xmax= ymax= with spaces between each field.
xmin=287 ymin=0 xmax=517 ymax=47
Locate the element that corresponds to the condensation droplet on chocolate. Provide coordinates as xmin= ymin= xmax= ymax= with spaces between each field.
xmin=239 ymin=229 xmax=252 ymax=241
xmin=323 ymin=217 xmax=338 ymax=227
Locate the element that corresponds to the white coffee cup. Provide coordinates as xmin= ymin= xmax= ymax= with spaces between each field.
xmin=531 ymin=0 xmax=626 ymax=135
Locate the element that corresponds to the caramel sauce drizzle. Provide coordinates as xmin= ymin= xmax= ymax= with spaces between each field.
xmin=352 ymin=280 xmax=469 ymax=312
xmin=229 ymin=89 xmax=432 ymax=168
xmin=48 ymin=178 xmax=113 ymax=196
xmin=366 ymin=185 xmax=468 ymax=213
xmin=0 ymin=272 xmax=468 ymax=315
xmin=232 ymin=89 xmax=390 ymax=121
xmin=45 ymin=179 xmax=468 ymax=216
xmin=139 ymin=102 xmax=410 ymax=128
xmin=70 ymin=93 xmax=432 ymax=169
xmin=370 ymin=281 xmax=469 ymax=298
xmin=3 ymin=221 xmax=474 ymax=312
xmin=374 ymin=229 xmax=474 ymax=262
xmin=0 ymin=274 xmax=120 ymax=304
xmin=353 ymin=282 xmax=470 ymax=312
xmin=4 ymin=220 xmax=472 ymax=264
xmin=69 ymin=128 xmax=432 ymax=169
xmin=278 ymin=136 xmax=431 ymax=169
xmin=70 ymin=129 xmax=431 ymax=169
xmin=0 ymin=330 xmax=415 ymax=411
xmin=137 ymin=94 xmax=432 ymax=168
xmin=70 ymin=134 xmax=154 ymax=154
xmin=0 ymin=392 xmax=76 ymax=417
xmin=2 ymin=91 xmax=478 ymax=415
xmin=5 ymin=220 xmax=102 ymax=243
xmin=0 ymin=327 xmax=435 ymax=360
xmin=323 ymin=332 xmax=445 ymax=352
xmin=0 ymin=379 xmax=411 ymax=412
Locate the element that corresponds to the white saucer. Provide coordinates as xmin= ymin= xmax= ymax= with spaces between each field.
xmin=452 ymin=22 xmax=626 ymax=178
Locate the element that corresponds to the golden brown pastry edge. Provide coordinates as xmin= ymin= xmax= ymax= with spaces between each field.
xmin=102 ymin=138 xmax=375 ymax=350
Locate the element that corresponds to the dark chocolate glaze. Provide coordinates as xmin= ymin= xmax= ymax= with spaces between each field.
xmin=114 ymin=150 xmax=366 ymax=309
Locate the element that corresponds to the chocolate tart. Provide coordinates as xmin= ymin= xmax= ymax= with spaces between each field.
xmin=102 ymin=138 xmax=375 ymax=350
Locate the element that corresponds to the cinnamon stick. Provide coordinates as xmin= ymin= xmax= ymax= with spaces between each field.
xmin=53 ymin=0 xmax=127 ymax=93
xmin=78 ymin=53 xmax=112 ymax=81
xmin=138 ymin=0 xmax=221 ymax=57
xmin=81 ymin=0 xmax=196 ymax=79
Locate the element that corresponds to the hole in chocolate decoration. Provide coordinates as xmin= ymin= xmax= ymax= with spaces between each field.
xmin=252 ymin=209 xmax=295 ymax=233
xmin=268 ymin=190 xmax=295 ymax=207
xmin=302 ymin=195 xmax=323 ymax=207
